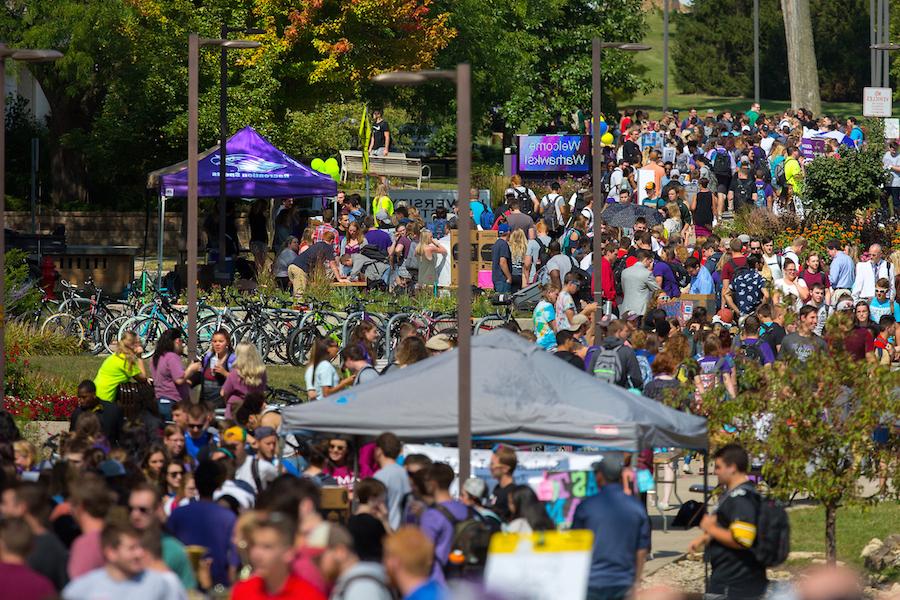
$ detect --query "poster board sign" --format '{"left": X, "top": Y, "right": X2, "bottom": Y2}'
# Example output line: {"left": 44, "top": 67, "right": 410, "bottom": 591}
{"left": 517, "top": 135, "right": 591, "bottom": 173}
{"left": 863, "top": 87, "right": 893, "bottom": 117}
{"left": 640, "top": 131, "right": 662, "bottom": 151}
{"left": 800, "top": 137, "right": 827, "bottom": 160}
{"left": 886, "top": 118, "right": 900, "bottom": 140}
{"left": 535, "top": 470, "right": 598, "bottom": 528}
{"left": 658, "top": 294, "right": 715, "bottom": 326}
{"left": 484, "top": 531, "right": 594, "bottom": 600}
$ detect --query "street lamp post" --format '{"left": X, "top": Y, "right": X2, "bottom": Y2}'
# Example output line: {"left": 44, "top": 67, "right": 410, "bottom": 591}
{"left": 372, "top": 66, "right": 472, "bottom": 482}
{"left": 216, "top": 24, "right": 265, "bottom": 284}
{"left": 187, "top": 34, "right": 260, "bottom": 359}
{"left": 592, "top": 40, "right": 650, "bottom": 343}
{"left": 754, "top": 0, "right": 760, "bottom": 104}
{"left": 0, "top": 44, "right": 62, "bottom": 396}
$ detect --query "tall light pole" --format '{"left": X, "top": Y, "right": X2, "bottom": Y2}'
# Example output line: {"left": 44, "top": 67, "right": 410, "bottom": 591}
{"left": 0, "top": 44, "right": 62, "bottom": 395}
{"left": 372, "top": 66, "right": 472, "bottom": 482}
{"left": 592, "top": 40, "right": 650, "bottom": 343}
{"left": 187, "top": 34, "right": 260, "bottom": 359}
{"left": 754, "top": 0, "right": 760, "bottom": 104}
{"left": 216, "top": 23, "right": 264, "bottom": 284}
{"left": 663, "top": 0, "right": 669, "bottom": 113}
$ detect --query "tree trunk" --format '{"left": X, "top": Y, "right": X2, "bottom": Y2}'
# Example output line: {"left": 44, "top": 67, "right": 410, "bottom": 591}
{"left": 781, "top": 0, "right": 821, "bottom": 115}
{"left": 824, "top": 502, "right": 837, "bottom": 565}
{"left": 46, "top": 104, "right": 91, "bottom": 207}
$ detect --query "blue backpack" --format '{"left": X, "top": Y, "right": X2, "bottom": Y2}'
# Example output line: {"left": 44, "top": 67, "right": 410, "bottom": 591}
{"left": 479, "top": 203, "right": 495, "bottom": 230}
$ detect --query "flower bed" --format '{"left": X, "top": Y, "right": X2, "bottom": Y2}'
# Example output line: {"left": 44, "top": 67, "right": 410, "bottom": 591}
{"left": 775, "top": 219, "right": 862, "bottom": 259}
{"left": 3, "top": 393, "right": 79, "bottom": 421}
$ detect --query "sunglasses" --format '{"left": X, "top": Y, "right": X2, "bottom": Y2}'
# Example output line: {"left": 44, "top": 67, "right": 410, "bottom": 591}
{"left": 129, "top": 505, "right": 152, "bottom": 514}
{"left": 876, "top": 289, "right": 888, "bottom": 294}
{"left": 329, "top": 444, "right": 348, "bottom": 451}
{"left": 167, "top": 470, "right": 184, "bottom": 477}
{"left": 187, "top": 423, "right": 205, "bottom": 430}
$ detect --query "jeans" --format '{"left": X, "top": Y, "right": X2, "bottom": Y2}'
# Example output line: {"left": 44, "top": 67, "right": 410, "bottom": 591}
{"left": 586, "top": 586, "right": 631, "bottom": 600}
{"left": 494, "top": 279, "right": 512, "bottom": 293}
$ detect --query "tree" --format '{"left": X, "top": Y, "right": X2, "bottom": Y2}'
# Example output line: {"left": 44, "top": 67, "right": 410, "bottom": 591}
{"left": 672, "top": 0, "right": 869, "bottom": 104}
{"left": 781, "top": 0, "right": 820, "bottom": 113}
{"left": 802, "top": 119, "right": 887, "bottom": 219}
{"left": 675, "top": 321, "right": 900, "bottom": 564}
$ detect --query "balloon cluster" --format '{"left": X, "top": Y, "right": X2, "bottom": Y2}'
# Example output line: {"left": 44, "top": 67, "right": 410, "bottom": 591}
{"left": 311, "top": 157, "right": 340, "bottom": 182}
{"left": 591, "top": 118, "right": 614, "bottom": 146}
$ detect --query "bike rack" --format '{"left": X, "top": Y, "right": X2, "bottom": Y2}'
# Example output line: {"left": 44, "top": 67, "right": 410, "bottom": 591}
{"left": 342, "top": 311, "right": 367, "bottom": 342}
{"left": 383, "top": 313, "right": 411, "bottom": 362}
{"left": 473, "top": 314, "right": 504, "bottom": 335}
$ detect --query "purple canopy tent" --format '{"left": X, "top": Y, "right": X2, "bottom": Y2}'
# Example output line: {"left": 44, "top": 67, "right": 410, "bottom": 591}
{"left": 145, "top": 127, "right": 337, "bottom": 285}
{"left": 147, "top": 126, "right": 337, "bottom": 198}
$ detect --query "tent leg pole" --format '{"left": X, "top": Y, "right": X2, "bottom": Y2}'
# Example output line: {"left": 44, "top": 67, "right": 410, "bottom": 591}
{"left": 158, "top": 194, "right": 166, "bottom": 290}
{"left": 703, "top": 449, "right": 709, "bottom": 593}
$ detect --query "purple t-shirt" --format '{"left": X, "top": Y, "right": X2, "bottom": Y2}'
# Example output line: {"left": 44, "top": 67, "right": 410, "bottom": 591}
{"left": 420, "top": 500, "right": 470, "bottom": 583}
{"left": 652, "top": 261, "right": 681, "bottom": 298}
{"left": 0, "top": 563, "right": 55, "bottom": 600}
{"left": 151, "top": 352, "right": 191, "bottom": 402}
{"left": 220, "top": 370, "right": 267, "bottom": 419}
{"left": 364, "top": 229, "right": 392, "bottom": 253}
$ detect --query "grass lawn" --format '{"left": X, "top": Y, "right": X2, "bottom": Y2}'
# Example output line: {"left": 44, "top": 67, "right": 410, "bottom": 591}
{"left": 29, "top": 355, "right": 306, "bottom": 393}
{"left": 624, "top": 10, "right": 899, "bottom": 119}
{"left": 788, "top": 503, "right": 900, "bottom": 572}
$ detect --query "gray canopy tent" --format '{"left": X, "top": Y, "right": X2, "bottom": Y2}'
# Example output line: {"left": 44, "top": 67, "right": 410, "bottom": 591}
{"left": 282, "top": 330, "right": 708, "bottom": 451}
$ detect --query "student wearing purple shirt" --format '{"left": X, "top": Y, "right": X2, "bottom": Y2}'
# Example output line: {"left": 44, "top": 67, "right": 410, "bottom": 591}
{"left": 652, "top": 259, "right": 681, "bottom": 298}
{"left": 418, "top": 463, "right": 470, "bottom": 583}
{"left": 150, "top": 329, "right": 200, "bottom": 421}
{"left": 364, "top": 216, "right": 393, "bottom": 253}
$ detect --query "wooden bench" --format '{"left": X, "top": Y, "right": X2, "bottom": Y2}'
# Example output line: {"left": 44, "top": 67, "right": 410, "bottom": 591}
{"left": 339, "top": 150, "right": 430, "bottom": 189}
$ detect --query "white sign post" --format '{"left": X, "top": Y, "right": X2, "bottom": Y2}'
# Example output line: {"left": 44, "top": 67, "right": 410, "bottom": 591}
{"left": 863, "top": 87, "right": 893, "bottom": 117}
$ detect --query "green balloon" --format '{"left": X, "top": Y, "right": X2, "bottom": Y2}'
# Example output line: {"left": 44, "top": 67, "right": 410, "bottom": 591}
{"left": 324, "top": 157, "right": 339, "bottom": 171}
{"left": 326, "top": 163, "right": 340, "bottom": 182}
{"left": 310, "top": 158, "right": 325, "bottom": 172}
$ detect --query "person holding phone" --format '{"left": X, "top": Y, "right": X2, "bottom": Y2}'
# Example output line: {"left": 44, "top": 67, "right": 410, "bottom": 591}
{"left": 151, "top": 328, "right": 201, "bottom": 421}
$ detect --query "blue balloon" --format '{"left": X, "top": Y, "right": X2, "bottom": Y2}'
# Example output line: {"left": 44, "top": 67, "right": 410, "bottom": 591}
{"left": 599, "top": 121, "right": 609, "bottom": 135}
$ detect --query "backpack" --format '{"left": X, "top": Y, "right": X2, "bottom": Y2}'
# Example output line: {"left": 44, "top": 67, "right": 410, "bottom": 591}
{"left": 668, "top": 261, "right": 690, "bottom": 289}
{"left": 542, "top": 194, "right": 561, "bottom": 233}
{"left": 535, "top": 238, "right": 550, "bottom": 269}
{"left": 747, "top": 487, "right": 791, "bottom": 568}
{"left": 567, "top": 256, "right": 592, "bottom": 302}
{"left": 613, "top": 256, "right": 628, "bottom": 296}
{"left": 435, "top": 505, "right": 499, "bottom": 575}
{"left": 753, "top": 153, "right": 771, "bottom": 183}
{"left": 428, "top": 218, "right": 448, "bottom": 239}
{"left": 360, "top": 244, "right": 389, "bottom": 264}
{"left": 733, "top": 178, "right": 754, "bottom": 209}
{"left": 713, "top": 151, "right": 732, "bottom": 179}
{"left": 514, "top": 187, "right": 534, "bottom": 217}
{"left": 567, "top": 192, "right": 589, "bottom": 227}
{"left": 588, "top": 344, "right": 624, "bottom": 385}
{"left": 635, "top": 352, "right": 653, "bottom": 386}
{"left": 774, "top": 158, "right": 794, "bottom": 187}
{"left": 479, "top": 203, "right": 495, "bottom": 230}
{"left": 332, "top": 573, "right": 397, "bottom": 600}
{"left": 561, "top": 228, "right": 583, "bottom": 257}
{"left": 736, "top": 338, "right": 766, "bottom": 366}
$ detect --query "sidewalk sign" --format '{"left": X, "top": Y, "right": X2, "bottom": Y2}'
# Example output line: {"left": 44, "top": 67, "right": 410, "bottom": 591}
{"left": 484, "top": 531, "right": 594, "bottom": 600}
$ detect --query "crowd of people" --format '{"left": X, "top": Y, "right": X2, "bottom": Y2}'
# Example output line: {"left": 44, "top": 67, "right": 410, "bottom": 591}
{"left": 1, "top": 103, "right": 898, "bottom": 600}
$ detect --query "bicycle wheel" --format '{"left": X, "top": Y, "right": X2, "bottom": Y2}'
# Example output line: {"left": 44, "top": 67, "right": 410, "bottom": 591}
{"left": 287, "top": 325, "right": 317, "bottom": 366}
{"left": 196, "top": 318, "right": 229, "bottom": 356}
{"left": 130, "top": 316, "right": 168, "bottom": 358}
{"left": 232, "top": 323, "right": 272, "bottom": 363}
{"left": 41, "top": 313, "right": 86, "bottom": 347}
{"left": 102, "top": 314, "right": 134, "bottom": 354}
{"left": 83, "top": 314, "right": 110, "bottom": 355}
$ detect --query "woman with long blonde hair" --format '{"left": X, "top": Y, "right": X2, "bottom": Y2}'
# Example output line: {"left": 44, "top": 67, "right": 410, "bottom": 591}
{"left": 415, "top": 229, "right": 447, "bottom": 290}
{"left": 93, "top": 330, "right": 148, "bottom": 402}
{"left": 508, "top": 229, "right": 528, "bottom": 292}
{"left": 372, "top": 182, "right": 394, "bottom": 224}
{"left": 220, "top": 342, "right": 268, "bottom": 419}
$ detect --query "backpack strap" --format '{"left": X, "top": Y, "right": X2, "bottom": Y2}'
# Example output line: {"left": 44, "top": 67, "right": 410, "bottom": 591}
{"left": 434, "top": 503, "right": 465, "bottom": 527}
{"left": 251, "top": 457, "right": 264, "bottom": 493}
{"left": 332, "top": 573, "right": 396, "bottom": 600}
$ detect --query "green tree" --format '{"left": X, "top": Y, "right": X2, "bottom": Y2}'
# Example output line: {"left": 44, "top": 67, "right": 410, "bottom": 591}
{"left": 679, "top": 324, "right": 900, "bottom": 563}
{"left": 803, "top": 119, "right": 887, "bottom": 219}
{"left": 673, "top": 0, "right": 869, "bottom": 103}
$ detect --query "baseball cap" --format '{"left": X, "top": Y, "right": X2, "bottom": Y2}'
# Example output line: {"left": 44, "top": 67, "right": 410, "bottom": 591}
{"left": 498, "top": 223, "right": 511, "bottom": 234}
{"left": 622, "top": 311, "right": 641, "bottom": 322}
{"left": 425, "top": 333, "right": 452, "bottom": 352}
{"left": 706, "top": 108, "right": 715, "bottom": 115}
{"left": 670, "top": 168, "right": 681, "bottom": 177}
{"left": 564, "top": 314, "right": 589, "bottom": 332}
{"left": 592, "top": 453, "right": 625, "bottom": 482}
{"left": 644, "top": 182, "right": 656, "bottom": 190}
{"left": 395, "top": 266, "right": 412, "bottom": 280}
{"left": 741, "top": 125, "right": 751, "bottom": 133}
{"left": 738, "top": 234, "right": 751, "bottom": 244}
{"left": 836, "top": 298, "right": 855, "bottom": 312}
{"left": 253, "top": 426, "right": 277, "bottom": 441}
{"left": 223, "top": 426, "right": 247, "bottom": 445}
{"left": 599, "top": 314, "right": 618, "bottom": 327}
{"left": 98, "top": 459, "right": 126, "bottom": 478}
{"left": 463, "top": 477, "right": 488, "bottom": 500}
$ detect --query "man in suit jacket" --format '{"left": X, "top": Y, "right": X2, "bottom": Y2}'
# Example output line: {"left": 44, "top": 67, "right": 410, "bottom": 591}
{"left": 852, "top": 244, "right": 895, "bottom": 302}
{"left": 620, "top": 249, "right": 661, "bottom": 318}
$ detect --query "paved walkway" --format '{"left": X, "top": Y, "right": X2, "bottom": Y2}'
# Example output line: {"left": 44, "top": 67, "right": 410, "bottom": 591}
{"left": 644, "top": 470, "right": 712, "bottom": 575}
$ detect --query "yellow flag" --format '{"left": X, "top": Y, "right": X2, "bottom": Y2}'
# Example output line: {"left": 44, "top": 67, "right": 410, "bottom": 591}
{"left": 359, "top": 105, "right": 371, "bottom": 175}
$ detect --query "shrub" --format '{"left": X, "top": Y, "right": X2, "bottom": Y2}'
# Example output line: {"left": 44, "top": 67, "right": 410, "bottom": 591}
{"left": 3, "top": 394, "right": 79, "bottom": 421}
{"left": 4, "top": 248, "right": 40, "bottom": 319}
{"left": 775, "top": 219, "right": 862, "bottom": 261}
{"left": 5, "top": 322, "right": 83, "bottom": 357}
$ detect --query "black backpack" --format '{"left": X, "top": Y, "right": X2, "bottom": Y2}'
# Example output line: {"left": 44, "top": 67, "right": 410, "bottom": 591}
{"left": 535, "top": 237, "right": 550, "bottom": 269}
{"left": 514, "top": 187, "right": 534, "bottom": 217}
{"left": 752, "top": 153, "right": 771, "bottom": 183}
{"left": 360, "top": 244, "right": 389, "bottom": 264}
{"left": 668, "top": 261, "right": 690, "bottom": 289}
{"left": 713, "top": 151, "right": 732, "bottom": 179}
{"left": 567, "top": 256, "right": 592, "bottom": 301}
{"left": 748, "top": 487, "right": 791, "bottom": 567}
{"left": 613, "top": 256, "right": 628, "bottom": 296}
{"left": 435, "top": 505, "right": 499, "bottom": 576}
{"left": 567, "top": 192, "right": 589, "bottom": 227}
